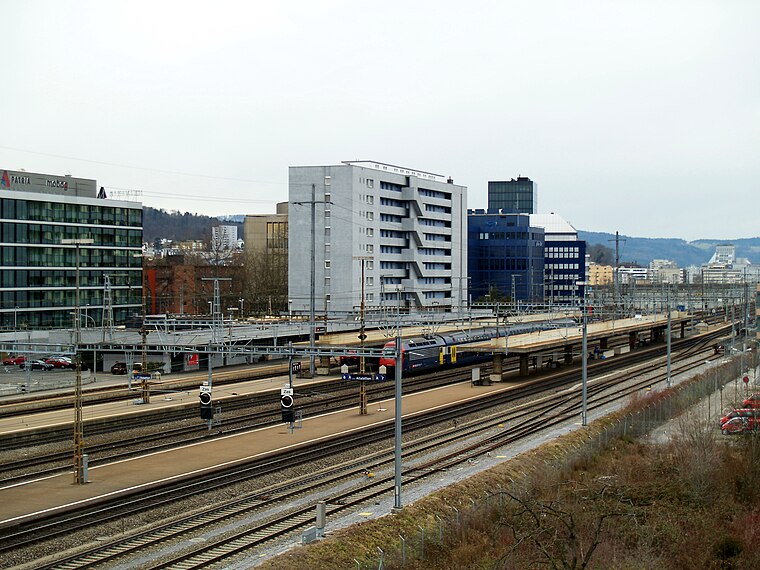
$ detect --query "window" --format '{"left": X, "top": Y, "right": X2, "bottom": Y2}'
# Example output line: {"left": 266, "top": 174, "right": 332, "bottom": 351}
{"left": 366, "top": 277, "right": 374, "bottom": 286}
{"left": 366, "top": 212, "right": 374, "bottom": 221}
{"left": 366, "top": 196, "right": 374, "bottom": 205}
{"left": 366, "top": 244, "right": 374, "bottom": 253}
{"left": 366, "top": 260, "right": 374, "bottom": 269}
{"left": 325, "top": 260, "right": 331, "bottom": 269}
{"left": 366, "top": 293, "right": 374, "bottom": 301}
{"left": 366, "top": 228, "right": 374, "bottom": 237}
{"left": 367, "top": 179, "right": 374, "bottom": 188}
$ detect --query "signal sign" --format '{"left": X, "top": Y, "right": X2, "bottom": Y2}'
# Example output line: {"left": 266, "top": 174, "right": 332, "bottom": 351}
{"left": 280, "top": 391, "right": 295, "bottom": 423}
{"left": 199, "top": 388, "right": 213, "bottom": 420}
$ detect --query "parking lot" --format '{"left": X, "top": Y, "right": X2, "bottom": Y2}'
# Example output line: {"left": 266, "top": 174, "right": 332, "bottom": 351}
{"left": 0, "top": 365, "right": 97, "bottom": 396}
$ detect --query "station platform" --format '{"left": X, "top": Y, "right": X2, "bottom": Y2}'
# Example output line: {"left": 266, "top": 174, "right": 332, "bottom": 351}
{"left": 0, "top": 378, "right": 509, "bottom": 527}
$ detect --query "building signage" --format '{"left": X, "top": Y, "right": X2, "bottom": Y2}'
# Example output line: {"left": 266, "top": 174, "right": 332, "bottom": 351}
{"left": 2, "top": 171, "right": 32, "bottom": 189}
{"left": 0, "top": 168, "right": 96, "bottom": 196}
{"left": 341, "top": 372, "right": 387, "bottom": 382}
{"left": 46, "top": 179, "right": 69, "bottom": 190}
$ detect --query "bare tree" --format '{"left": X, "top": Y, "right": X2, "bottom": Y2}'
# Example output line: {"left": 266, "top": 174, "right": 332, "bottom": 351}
{"left": 495, "top": 479, "right": 636, "bottom": 570}
{"left": 242, "top": 248, "right": 288, "bottom": 316}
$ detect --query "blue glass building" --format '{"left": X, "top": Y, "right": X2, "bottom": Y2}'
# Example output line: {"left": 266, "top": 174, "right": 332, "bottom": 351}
{"left": 467, "top": 209, "right": 545, "bottom": 302}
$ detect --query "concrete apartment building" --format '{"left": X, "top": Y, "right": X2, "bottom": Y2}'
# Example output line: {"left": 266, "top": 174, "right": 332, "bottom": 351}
{"left": 211, "top": 224, "right": 239, "bottom": 251}
{"left": 288, "top": 161, "right": 467, "bottom": 316}
{"left": 0, "top": 168, "right": 143, "bottom": 329}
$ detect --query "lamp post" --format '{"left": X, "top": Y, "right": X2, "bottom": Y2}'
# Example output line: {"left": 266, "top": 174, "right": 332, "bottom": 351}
{"left": 62, "top": 237, "right": 94, "bottom": 485}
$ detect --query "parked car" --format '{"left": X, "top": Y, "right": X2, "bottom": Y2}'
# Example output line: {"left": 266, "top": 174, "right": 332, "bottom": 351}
{"left": 44, "top": 356, "right": 76, "bottom": 369}
{"left": 111, "top": 362, "right": 142, "bottom": 375}
{"left": 2, "top": 355, "right": 26, "bottom": 365}
{"left": 721, "top": 415, "right": 760, "bottom": 435}
{"left": 720, "top": 408, "right": 760, "bottom": 426}
{"left": 742, "top": 393, "right": 760, "bottom": 409}
{"left": 21, "top": 359, "right": 53, "bottom": 371}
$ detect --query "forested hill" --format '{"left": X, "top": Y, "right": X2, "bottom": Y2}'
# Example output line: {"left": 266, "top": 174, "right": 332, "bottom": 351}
{"left": 142, "top": 207, "right": 244, "bottom": 243}
{"left": 579, "top": 231, "right": 760, "bottom": 267}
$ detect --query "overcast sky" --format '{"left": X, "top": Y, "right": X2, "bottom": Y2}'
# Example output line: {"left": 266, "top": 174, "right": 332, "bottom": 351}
{"left": 1, "top": 0, "right": 757, "bottom": 241}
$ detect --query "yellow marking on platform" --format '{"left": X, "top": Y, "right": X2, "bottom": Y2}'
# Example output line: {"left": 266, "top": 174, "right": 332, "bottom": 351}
{"left": 359, "top": 511, "right": 374, "bottom": 517}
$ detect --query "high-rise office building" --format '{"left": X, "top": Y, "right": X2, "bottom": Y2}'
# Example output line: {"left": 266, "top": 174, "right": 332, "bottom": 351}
{"left": 487, "top": 177, "right": 538, "bottom": 214}
{"left": 0, "top": 168, "right": 143, "bottom": 329}
{"left": 467, "top": 210, "right": 545, "bottom": 303}
{"left": 288, "top": 161, "right": 467, "bottom": 315}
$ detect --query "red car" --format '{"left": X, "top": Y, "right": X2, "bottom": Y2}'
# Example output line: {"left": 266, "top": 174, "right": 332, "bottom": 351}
{"left": 742, "top": 393, "right": 760, "bottom": 409}
{"left": 44, "top": 356, "right": 76, "bottom": 369}
{"left": 721, "top": 415, "right": 760, "bottom": 435}
{"left": 2, "top": 355, "right": 25, "bottom": 365}
{"left": 720, "top": 409, "right": 760, "bottom": 434}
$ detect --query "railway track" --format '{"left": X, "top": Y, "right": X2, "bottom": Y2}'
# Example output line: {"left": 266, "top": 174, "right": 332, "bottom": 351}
{"left": 19, "top": 338, "right": 725, "bottom": 569}
{"left": 0, "top": 368, "right": 487, "bottom": 483}
{"left": 0, "top": 325, "right": 728, "bottom": 483}
{"left": 0, "top": 329, "right": 730, "bottom": 563}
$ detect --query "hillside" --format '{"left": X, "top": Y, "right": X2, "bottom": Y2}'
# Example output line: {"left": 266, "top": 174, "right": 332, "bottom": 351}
{"left": 142, "top": 207, "right": 244, "bottom": 243}
{"left": 579, "top": 231, "right": 760, "bottom": 267}
{"left": 141, "top": 207, "right": 759, "bottom": 267}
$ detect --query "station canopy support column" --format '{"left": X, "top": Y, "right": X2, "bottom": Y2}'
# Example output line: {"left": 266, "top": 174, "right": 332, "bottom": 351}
{"left": 519, "top": 354, "right": 529, "bottom": 376}
{"left": 490, "top": 353, "right": 504, "bottom": 383}
{"left": 317, "top": 355, "right": 332, "bottom": 375}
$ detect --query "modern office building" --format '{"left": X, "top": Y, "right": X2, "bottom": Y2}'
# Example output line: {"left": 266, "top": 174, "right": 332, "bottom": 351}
{"left": 530, "top": 213, "right": 586, "bottom": 305}
{"left": 467, "top": 210, "right": 545, "bottom": 303}
{"left": 288, "top": 161, "right": 467, "bottom": 315}
{"left": 1, "top": 168, "right": 143, "bottom": 329}
{"left": 243, "top": 202, "right": 288, "bottom": 255}
{"left": 487, "top": 177, "right": 538, "bottom": 214}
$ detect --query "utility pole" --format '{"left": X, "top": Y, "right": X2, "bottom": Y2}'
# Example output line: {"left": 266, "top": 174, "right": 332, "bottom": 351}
{"left": 578, "top": 280, "right": 588, "bottom": 426}
{"left": 293, "top": 179, "right": 332, "bottom": 377}
{"left": 354, "top": 256, "right": 373, "bottom": 415}
{"left": 666, "top": 285, "right": 672, "bottom": 388}
{"left": 140, "top": 322, "right": 150, "bottom": 404}
{"left": 609, "top": 231, "right": 625, "bottom": 318}
{"left": 394, "top": 288, "right": 403, "bottom": 510}
{"left": 63, "top": 237, "right": 94, "bottom": 485}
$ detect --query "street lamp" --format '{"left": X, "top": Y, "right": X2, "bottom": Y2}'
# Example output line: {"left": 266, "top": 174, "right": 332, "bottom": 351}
{"left": 62, "top": 237, "right": 94, "bottom": 485}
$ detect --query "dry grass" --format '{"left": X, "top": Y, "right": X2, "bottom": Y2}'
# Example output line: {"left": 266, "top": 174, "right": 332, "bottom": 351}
{"left": 259, "top": 368, "right": 760, "bottom": 569}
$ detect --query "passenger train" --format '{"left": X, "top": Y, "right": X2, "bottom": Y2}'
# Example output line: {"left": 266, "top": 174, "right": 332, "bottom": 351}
{"left": 377, "top": 319, "right": 576, "bottom": 376}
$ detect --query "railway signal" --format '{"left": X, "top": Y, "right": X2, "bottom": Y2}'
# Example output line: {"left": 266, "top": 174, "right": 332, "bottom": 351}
{"left": 280, "top": 387, "right": 295, "bottom": 423}
{"left": 199, "top": 385, "right": 213, "bottom": 420}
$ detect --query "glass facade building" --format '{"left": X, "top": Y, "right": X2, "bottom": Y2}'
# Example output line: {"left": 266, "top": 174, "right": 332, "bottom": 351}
{"left": 487, "top": 177, "right": 538, "bottom": 214}
{"left": 467, "top": 209, "right": 545, "bottom": 302}
{"left": 1, "top": 169, "right": 143, "bottom": 329}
